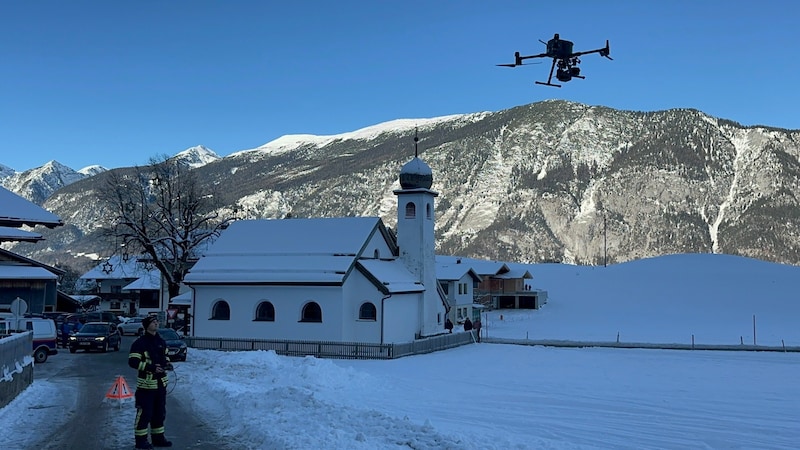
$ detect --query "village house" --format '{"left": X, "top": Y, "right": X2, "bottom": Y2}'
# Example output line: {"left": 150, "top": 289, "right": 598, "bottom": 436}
{"left": 77, "top": 255, "right": 164, "bottom": 317}
{"left": 0, "top": 186, "right": 65, "bottom": 315}
{"left": 435, "top": 259, "right": 482, "bottom": 324}
{"left": 184, "top": 151, "right": 449, "bottom": 344}
{"left": 436, "top": 255, "right": 545, "bottom": 309}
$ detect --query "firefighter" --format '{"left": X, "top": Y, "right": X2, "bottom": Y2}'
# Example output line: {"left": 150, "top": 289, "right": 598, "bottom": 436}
{"left": 128, "top": 315, "right": 173, "bottom": 449}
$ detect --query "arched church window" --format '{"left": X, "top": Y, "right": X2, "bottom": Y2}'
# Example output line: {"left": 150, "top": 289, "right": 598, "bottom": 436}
{"left": 405, "top": 202, "right": 416, "bottom": 219}
{"left": 211, "top": 299, "right": 230, "bottom": 320}
{"left": 359, "top": 302, "right": 377, "bottom": 321}
{"left": 426, "top": 203, "right": 432, "bottom": 220}
{"left": 300, "top": 301, "right": 323, "bottom": 323}
{"left": 255, "top": 301, "right": 275, "bottom": 321}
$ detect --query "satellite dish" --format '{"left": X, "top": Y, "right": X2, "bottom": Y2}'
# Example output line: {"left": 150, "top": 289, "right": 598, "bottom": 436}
{"left": 10, "top": 297, "right": 28, "bottom": 317}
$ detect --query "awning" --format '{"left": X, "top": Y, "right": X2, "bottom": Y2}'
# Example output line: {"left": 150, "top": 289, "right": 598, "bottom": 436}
{"left": 169, "top": 291, "right": 192, "bottom": 306}
{"left": 0, "top": 265, "right": 58, "bottom": 280}
{"left": 70, "top": 295, "right": 101, "bottom": 307}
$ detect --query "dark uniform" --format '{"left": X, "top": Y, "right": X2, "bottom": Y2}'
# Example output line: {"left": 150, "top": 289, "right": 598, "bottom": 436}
{"left": 128, "top": 318, "right": 173, "bottom": 449}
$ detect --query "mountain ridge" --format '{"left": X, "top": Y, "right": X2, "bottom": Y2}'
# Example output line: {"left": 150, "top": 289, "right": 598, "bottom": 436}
{"left": 4, "top": 100, "right": 800, "bottom": 271}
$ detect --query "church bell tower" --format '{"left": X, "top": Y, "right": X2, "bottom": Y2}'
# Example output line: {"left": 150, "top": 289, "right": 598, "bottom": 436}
{"left": 393, "top": 131, "right": 442, "bottom": 337}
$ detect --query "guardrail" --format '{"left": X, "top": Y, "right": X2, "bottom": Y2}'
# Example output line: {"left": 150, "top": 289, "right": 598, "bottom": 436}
{"left": 0, "top": 332, "right": 34, "bottom": 409}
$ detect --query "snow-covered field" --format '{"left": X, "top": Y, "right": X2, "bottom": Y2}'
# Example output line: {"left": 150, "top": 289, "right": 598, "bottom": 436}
{"left": 2, "top": 253, "right": 799, "bottom": 449}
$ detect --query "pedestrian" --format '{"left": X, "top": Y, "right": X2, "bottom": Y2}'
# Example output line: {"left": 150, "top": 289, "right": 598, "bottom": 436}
{"left": 445, "top": 318, "right": 454, "bottom": 333}
{"left": 464, "top": 317, "right": 473, "bottom": 331}
{"left": 128, "top": 315, "right": 173, "bottom": 449}
{"left": 474, "top": 318, "right": 482, "bottom": 343}
{"left": 59, "top": 321, "right": 71, "bottom": 348}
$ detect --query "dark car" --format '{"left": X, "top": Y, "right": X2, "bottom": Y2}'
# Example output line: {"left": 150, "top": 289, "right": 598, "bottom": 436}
{"left": 65, "top": 311, "right": 123, "bottom": 325}
{"left": 68, "top": 321, "right": 122, "bottom": 353}
{"left": 158, "top": 328, "right": 188, "bottom": 361}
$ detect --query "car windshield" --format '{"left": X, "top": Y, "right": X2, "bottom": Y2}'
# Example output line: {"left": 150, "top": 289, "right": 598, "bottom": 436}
{"left": 81, "top": 324, "right": 108, "bottom": 334}
{"left": 158, "top": 329, "right": 180, "bottom": 340}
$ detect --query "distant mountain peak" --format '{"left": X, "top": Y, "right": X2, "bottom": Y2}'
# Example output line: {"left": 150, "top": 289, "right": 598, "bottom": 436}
{"left": 1, "top": 159, "right": 86, "bottom": 205}
{"left": 173, "top": 145, "right": 221, "bottom": 168}
{"left": 78, "top": 165, "right": 107, "bottom": 176}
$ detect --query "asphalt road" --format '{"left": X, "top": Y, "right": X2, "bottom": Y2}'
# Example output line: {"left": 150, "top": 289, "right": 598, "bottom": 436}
{"left": 31, "top": 334, "right": 239, "bottom": 450}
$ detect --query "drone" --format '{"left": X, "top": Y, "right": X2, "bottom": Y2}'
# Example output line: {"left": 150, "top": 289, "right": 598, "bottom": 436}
{"left": 497, "top": 33, "right": 612, "bottom": 87}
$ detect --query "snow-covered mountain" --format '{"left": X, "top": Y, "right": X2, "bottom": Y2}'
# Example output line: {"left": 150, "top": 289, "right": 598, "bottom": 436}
{"left": 7, "top": 100, "right": 800, "bottom": 270}
{"left": 1, "top": 146, "right": 220, "bottom": 204}
{"left": 78, "top": 165, "right": 107, "bottom": 177}
{"left": 172, "top": 145, "right": 221, "bottom": 168}
{"left": 0, "top": 163, "right": 15, "bottom": 182}
{"left": 0, "top": 161, "right": 93, "bottom": 205}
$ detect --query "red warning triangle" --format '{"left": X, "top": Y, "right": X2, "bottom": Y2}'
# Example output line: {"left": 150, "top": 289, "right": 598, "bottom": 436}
{"left": 105, "top": 375, "right": 134, "bottom": 400}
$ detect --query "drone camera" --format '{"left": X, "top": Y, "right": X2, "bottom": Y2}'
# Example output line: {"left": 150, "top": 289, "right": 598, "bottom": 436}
{"left": 570, "top": 67, "right": 581, "bottom": 77}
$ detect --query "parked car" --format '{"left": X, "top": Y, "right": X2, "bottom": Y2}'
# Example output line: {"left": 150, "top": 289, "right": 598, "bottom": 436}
{"left": 1, "top": 317, "right": 59, "bottom": 363}
{"left": 68, "top": 321, "right": 122, "bottom": 353}
{"left": 65, "top": 311, "right": 123, "bottom": 325}
{"left": 118, "top": 316, "right": 148, "bottom": 336}
{"left": 158, "top": 328, "right": 188, "bottom": 361}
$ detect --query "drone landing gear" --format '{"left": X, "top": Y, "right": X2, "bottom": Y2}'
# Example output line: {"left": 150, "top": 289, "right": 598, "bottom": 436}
{"left": 535, "top": 81, "right": 561, "bottom": 88}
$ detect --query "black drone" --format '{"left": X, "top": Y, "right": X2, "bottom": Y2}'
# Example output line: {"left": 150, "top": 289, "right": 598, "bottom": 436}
{"left": 497, "top": 33, "right": 612, "bottom": 87}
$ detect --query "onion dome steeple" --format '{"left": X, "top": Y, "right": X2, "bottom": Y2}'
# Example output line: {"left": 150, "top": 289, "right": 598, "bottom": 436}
{"left": 399, "top": 129, "right": 433, "bottom": 190}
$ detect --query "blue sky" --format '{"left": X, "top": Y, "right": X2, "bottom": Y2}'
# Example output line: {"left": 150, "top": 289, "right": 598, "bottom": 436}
{"left": 2, "top": 1, "right": 798, "bottom": 171}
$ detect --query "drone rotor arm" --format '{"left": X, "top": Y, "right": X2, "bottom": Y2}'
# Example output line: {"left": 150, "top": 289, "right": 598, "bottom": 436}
{"left": 572, "top": 41, "right": 612, "bottom": 59}
{"left": 517, "top": 52, "right": 548, "bottom": 62}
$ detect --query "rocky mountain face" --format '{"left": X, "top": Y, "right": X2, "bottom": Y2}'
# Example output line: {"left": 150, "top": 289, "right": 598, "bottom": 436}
{"left": 0, "top": 161, "right": 97, "bottom": 205}
{"left": 5, "top": 100, "right": 800, "bottom": 271}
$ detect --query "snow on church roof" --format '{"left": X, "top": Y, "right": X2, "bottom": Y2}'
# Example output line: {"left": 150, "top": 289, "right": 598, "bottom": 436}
{"left": 357, "top": 259, "right": 424, "bottom": 294}
{"left": 185, "top": 217, "right": 385, "bottom": 284}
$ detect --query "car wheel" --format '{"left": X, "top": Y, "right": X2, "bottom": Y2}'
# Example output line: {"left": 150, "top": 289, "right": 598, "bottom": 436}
{"left": 69, "top": 347, "right": 76, "bottom": 354}
{"left": 33, "top": 348, "right": 48, "bottom": 364}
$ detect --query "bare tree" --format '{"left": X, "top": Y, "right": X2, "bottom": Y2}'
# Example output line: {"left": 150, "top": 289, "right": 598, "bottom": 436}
{"left": 100, "top": 156, "right": 235, "bottom": 299}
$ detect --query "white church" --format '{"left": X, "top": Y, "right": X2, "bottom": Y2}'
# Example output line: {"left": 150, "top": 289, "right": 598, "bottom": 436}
{"left": 184, "top": 144, "right": 449, "bottom": 344}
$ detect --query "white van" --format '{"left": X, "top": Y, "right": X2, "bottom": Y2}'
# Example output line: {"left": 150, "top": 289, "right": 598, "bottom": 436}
{"left": 1, "top": 317, "right": 59, "bottom": 363}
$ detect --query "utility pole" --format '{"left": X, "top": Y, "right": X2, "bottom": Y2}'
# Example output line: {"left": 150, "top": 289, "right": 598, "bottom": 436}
{"left": 603, "top": 213, "right": 607, "bottom": 267}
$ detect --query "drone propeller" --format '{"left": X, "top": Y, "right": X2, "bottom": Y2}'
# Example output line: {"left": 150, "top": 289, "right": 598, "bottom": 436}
{"left": 496, "top": 62, "right": 543, "bottom": 67}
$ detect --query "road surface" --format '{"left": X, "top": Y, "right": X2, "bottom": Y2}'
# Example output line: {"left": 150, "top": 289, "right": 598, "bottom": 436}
{"left": 29, "top": 334, "right": 241, "bottom": 449}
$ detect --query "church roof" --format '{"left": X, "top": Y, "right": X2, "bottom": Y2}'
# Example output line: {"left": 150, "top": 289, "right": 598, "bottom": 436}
{"left": 184, "top": 217, "right": 390, "bottom": 285}
{"left": 357, "top": 259, "right": 425, "bottom": 294}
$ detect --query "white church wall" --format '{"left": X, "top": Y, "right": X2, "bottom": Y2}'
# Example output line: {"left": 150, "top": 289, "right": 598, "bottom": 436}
{"left": 381, "top": 293, "right": 420, "bottom": 344}
{"left": 342, "top": 271, "right": 384, "bottom": 343}
{"left": 192, "top": 285, "right": 345, "bottom": 340}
